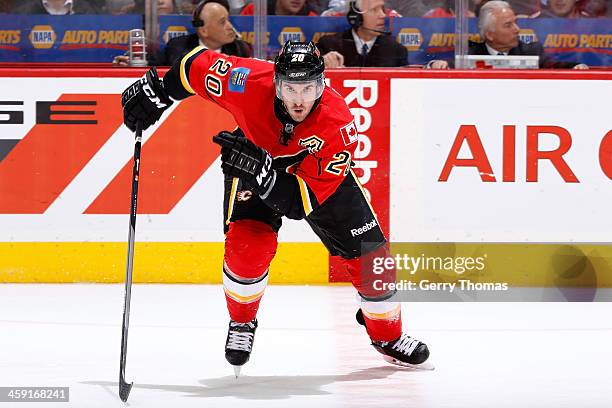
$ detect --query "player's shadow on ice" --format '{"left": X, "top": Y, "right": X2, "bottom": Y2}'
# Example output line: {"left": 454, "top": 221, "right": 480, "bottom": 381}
{"left": 84, "top": 365, "right": 420, "bottom": 400}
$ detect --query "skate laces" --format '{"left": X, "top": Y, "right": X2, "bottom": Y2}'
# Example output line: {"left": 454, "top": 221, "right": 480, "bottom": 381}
{"left": 227, "top": 321, "right": 255, "bottom": 352}
{"left": 391, "top": 333, "right": 420, "bottom": 356}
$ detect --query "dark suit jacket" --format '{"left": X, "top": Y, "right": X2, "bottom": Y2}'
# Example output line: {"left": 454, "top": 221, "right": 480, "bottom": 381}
{"left": 316, "top": 29, "right": 408, "bottom": 67}
{"left": 468, "top": 40, "right": 579, "bottom": 69}
{"left": 150, "top": 33, "right": 252, "bottom": 66}
{"left": 14, "top": 0, "right": 100, "bottom": 14}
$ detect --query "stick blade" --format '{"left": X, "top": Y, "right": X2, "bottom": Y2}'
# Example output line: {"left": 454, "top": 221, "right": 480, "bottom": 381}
{"left": 119, "top": 380, "right": 133, "bottom": 402}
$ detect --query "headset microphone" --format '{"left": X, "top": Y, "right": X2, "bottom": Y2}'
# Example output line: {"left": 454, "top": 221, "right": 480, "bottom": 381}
{"left": 361, "top": 26, "right": 391, "bottom": 35}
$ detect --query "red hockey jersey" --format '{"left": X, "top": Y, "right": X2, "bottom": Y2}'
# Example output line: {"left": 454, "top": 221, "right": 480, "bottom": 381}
{"left": 177, "top": 46, "right": 357, "bottom": 206}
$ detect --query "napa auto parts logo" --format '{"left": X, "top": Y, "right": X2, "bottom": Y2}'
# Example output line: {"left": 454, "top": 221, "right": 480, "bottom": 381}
{"left": 28, "top": 25, "right": 130, "bottom": 50}
{"left": 29, "top": 25, "right": 56, "bottom": 49}
{"left": 278, "top": 27, "right": 304, "bottom": 45}
{"left": 519, "top": 29, "right": 538, "bottom": 44}
{"left": 163, "top": 25, "right": 188, "bottom": 43}
{"left": 397, "top": 28, "right": 422, "bottom": 51}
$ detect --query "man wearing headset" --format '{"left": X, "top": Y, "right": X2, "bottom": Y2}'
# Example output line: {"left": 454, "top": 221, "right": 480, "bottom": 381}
{"left": 157, "top": 0, "right": 251, "bottom": 65}
{"left": 113, "top": 0, "right": 250, "bottom": 66}
{"left": 316, "top": 0, "right": 407, "bottom": 67}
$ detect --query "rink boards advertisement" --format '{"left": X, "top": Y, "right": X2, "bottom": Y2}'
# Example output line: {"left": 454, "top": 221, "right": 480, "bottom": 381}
{"left": 388, "top": 73, "right": 612, "bottom": 292}
{"left": 0, "top": 15, "right": 609, "bottom": 66}
{"left": 0, "top": 69, "right": 611, "bottom": 285}
{"left": 0, "top": 15, "right": 140, "bottom": 62}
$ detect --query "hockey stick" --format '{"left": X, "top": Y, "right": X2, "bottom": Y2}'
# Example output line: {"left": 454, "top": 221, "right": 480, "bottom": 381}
{"left": 119, "top": 122, "right": 142, "bottom": 402}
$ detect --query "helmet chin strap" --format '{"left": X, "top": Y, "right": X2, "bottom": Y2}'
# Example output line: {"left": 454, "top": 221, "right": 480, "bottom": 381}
{"left": 273, "top": 96, "right": 322, "bottom": 146}
{"left": 274, "top": 97, "right": 297, "bottom": 146}
{"left": 281, "top": 100, "right": 293, "bottom": 118}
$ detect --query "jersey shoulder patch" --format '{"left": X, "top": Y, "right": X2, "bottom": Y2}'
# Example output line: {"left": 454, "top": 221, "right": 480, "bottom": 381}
{"left": 339, "top": 121, "right": 358, "bottom": 146}
{"left": 228, "top": 67, "right": 251, "bottom": 93}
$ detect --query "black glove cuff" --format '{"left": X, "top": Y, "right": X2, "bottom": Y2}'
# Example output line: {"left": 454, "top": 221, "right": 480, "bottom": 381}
{"left": 144, "top": 67, "right": 173, "bottom": 107}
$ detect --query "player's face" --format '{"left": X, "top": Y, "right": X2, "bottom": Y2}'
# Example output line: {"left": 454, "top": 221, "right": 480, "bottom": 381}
{"left": 486, "top": 8, "right": 519, "bottom": 51}
{"left": 279, "top": 81, "right": 318, "bottom": 122}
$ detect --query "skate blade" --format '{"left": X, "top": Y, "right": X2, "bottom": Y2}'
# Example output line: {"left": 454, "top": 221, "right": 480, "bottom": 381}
{"left": 233, "top": 365, "right": 242, "bottom": 378}
{"left": 382, "top": 355, "right": 435, "bottom": 371}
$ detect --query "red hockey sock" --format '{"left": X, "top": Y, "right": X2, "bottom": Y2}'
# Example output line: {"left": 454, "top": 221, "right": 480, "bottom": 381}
{"left": 360, "top": 302, "right": 402, "bottom": 342}
{"left": 341, "top": 245, "right": 402, "bottom": 342}
{"left": 223, "top": 219, "right": 277, "bottom": 323}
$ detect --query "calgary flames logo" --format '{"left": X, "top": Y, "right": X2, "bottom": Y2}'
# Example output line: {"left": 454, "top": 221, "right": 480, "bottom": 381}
{"left": 236, "top": 190, "right": 253, "bottom": 202}
{"left": 298, "top": 135, "right": 324, "bottom": 154}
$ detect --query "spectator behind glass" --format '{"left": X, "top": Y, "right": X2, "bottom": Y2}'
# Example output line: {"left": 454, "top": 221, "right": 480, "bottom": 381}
{"left": 176, "top": 0, "right": 197, "bottom": 13}
{"left": 106, "top": 0, "right": 131, "bottom": 14}
{"left": 0, "top": 1, "right": 14, "bottom": 13}
{"left": 308, "top": 0, "right": 330, "bottom": 14}
{"left": 507, "top": 0, "right": 540, "bottom": 16}
{"left": 322, "top": 0, "right": 399, "bottom": 15}
{"left": 418, "top": 0, "right": 540, "bottom": 18}
{"left": 240, "top": 0, "right": 318, "bottom": 15}
{"left": 538, "top": 0, "right": 582, "bottom": 17}
{"left": 175, "top": 0, "right": 228, "bottom": 14}
{"left": 423, "top": 0, "right": 476, "bottom": 17}
{"left": 113, "top": 0, "right": 251, "bottom": 66}
{"left": 316, "top": 0, "right": 407, "bottom": 67}
{"left": 579, "top": 0, "right": 609, "bottom": 17}
{"left": 108, "top": 0, "right": 176, "bottom": 14}
{"left": 476, "top": 0, "right": 541, "bottom": 18}
{"left": 215, "top": 0, "right": 249, "bottom": 14}
{"left": 13, "top": 0, "right": 103, "bottom": 14}
{"left": 384, "top": 0, "right": 440, "bottom": 17}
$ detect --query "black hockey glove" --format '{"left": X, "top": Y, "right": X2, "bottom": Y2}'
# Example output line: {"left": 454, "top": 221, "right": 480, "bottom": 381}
{"left": 212, "top": 131, "right": 275, "bottom": 196}
{"left": 121, "top": 67, "right": 173, "bottom": 132}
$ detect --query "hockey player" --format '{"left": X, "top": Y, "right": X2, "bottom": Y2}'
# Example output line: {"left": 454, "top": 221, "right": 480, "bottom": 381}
{"left": 121, "top": 41, "right": 430, "bottom": 373}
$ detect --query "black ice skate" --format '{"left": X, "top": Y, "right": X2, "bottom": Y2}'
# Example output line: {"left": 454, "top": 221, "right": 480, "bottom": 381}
{"left": 225, "top": 319, "right": 257, "bottom": 377}
{"left": 356, "top": 309, "right": 434, "bottom": 370}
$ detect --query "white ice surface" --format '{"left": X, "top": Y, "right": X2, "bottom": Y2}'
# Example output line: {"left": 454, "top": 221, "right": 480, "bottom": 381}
{"left": 0, "top": 284, "right": 611, "bottom": 408}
